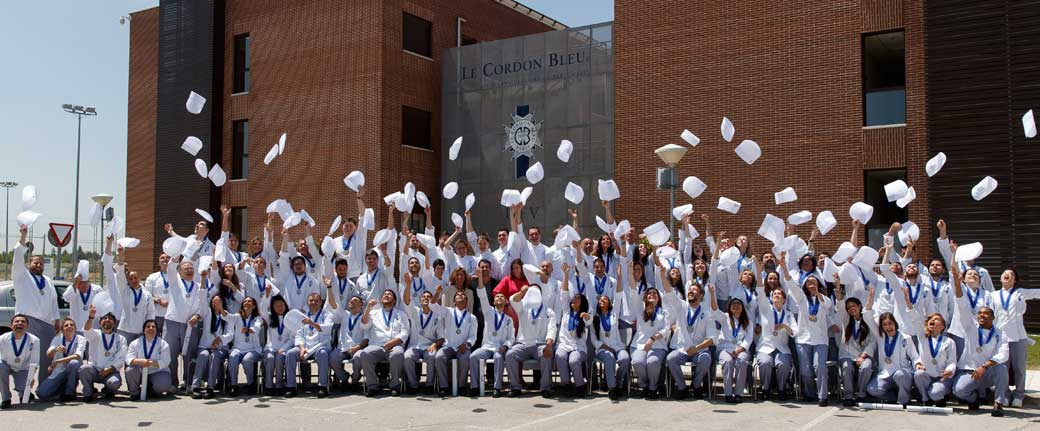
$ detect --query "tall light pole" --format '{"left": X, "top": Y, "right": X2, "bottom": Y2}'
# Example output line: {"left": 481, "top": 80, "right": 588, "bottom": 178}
{"left": 63, "top": 104, "right": 97, "bottom": 267}
{"left": 655, "top": 144, "right": 688, "bottom": 242}
{"left": 91, "top": 194, "right": 113, "bottom": 285}
{"left": 1, "top": 181, "right": 17, "bottom": 259}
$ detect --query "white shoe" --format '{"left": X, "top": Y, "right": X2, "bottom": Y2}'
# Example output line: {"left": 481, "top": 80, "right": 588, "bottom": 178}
{"left": 1011, "top": 396, "right": 1023, "bottom": 408}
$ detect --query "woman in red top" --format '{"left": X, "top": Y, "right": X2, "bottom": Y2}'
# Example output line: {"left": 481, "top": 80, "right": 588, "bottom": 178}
{"left": 493, "top": 258, "right": 528, "bottom": 333}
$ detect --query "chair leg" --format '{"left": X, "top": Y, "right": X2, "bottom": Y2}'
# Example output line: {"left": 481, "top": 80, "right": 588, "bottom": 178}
{"left": 452, "top": 359, "right": 458, "bottom": 397}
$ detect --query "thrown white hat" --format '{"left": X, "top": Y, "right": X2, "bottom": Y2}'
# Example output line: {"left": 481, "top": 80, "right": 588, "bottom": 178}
{"left": 415, "top": 191, "right": 430, "bottom": 208}
{"left": 833, "top": 241, "right": 858, "bottom": 263}
{"left": 465, "top": 193, "right": 475, "bottom": 211}
{"left": 526, "top": 162, "right": 544, "bottom": 185}
{"left": 194, "top": 159, "right": 208, "bottom": 178}
{"left": 75, "top": 260, "right": 90, "bottom": 281}
{"left": 451, "top": 213, "right": 464, "bottom": 228}
{"left": 277, "top": 133, "right": 287, "bottom": 155}
{"left": 849, "top": 202, "right": 874, "bottom": 224}
{"left": 643, "top": 221, "right": 670, "bottom": 246}
{"left": 896, "top": 186, "right": 916, "bottom": 208}
{"left": 555, "top": 225, "right": 580, "bottom": 247}
{"left": 788, "top": 210, "right": 812, "bottom": 226}
{"left": 719, "top": 247, "right": 741, "bottom": 266}
{"left": 655, "top": 246, "right": 678, "bottom": 259}
{"left": 774, "top": 187, "right": 797, "bottom": 205}
{"left": 208, "top": 164, "right": 227, "bottom": 187}
{"left": 362, "top": 208, "right": 375, "bottom": 231}
{"left": 672, "top": 204, "right": 693, "bottom": 221}
{"left": 449, "top": 136, "right": 463, "bottom": 161}
{"left": 884, "top": 180, "right": 909, "bottom": 202}
{"left": 162, "top": 236, "right": 187, "bottom": 256}
{"left": 16, "top": 210, "right": 41, "bottom": 228}
{"left": 926, "top": 152, "right": 946, "bottom": 177}
{"left": 681, "top": 129, "right": 700, "bottom": 147}
{"left": 734, "top": 140, "right": 761, "bottom": 165}
{"left": 117, "top": 237, "right": 140, "bottom": 248}
{"left": 372, "top": 229, "right": 393, "bottom": 248}
{"left": 721, "top": 117, "right": 735, "bottom": 142}
{"left": 598, "top": 179, "right": 620, "bottom": 202}
{"left": 442, "top": 182, "right": 458, "bottom": 199}
{"left": 182, "top": 136, "right": 203, "bottom": 156}
{"left": 565, "top": 182, "right": 584, "bottom": 205}
{"left": 595, "top": 215, "right": 612, "bottom": 234}
{"left": 520, "top": 187, "right": 534, "bottom": 205}
{"left": 852, "top": 246, "right": 880, "bottom": 273}
{"left": 500, "top": 189, "right": 521, "bottom": 207}
{"left": 21, "top": 185, "right": 36, "bottom": 211}
{"left": 557, "top": 139, "right": 574, "bottom": 163}
{"left": 343, "top": 171, "right": 365, "bottom": 192}
{"left": 298, "top": 209, "right": 316, "bottom": 227}
{"left": 613, "top": 220, "right": 631, "bottom": 241}
{"left": 897, "top": 221, "right": 920, "bottom": 246}
{"left": 195, "top": 208, "right": 213, "bottom": 223}
{"left": 1024, "top": 109, "right": 1037, "bottom": 138}
{"left": 757, "top": 214, "right": 785, "bottom": 245}
{"left": 816, "top": 210, "right": 837, "bottom": 236}
{"left": 971, "top": 176, "right": 998, "bottom": 201}
{"left": 328, "top": 215, "right": 342, "bottom": 236}
{"left": 264, "top": 144, "right": 279, "bottom": 165}
{"left": 186, "top": 91, "right": 206, "bottom": 114}
{"left": 717, "top": 197, "right": 741, "bottom": 214}
{"left": 955, "top": 242, "right": 983, "bottom": 262}
{"left": 682, "top": 176, "right": 706, "bottom": 199}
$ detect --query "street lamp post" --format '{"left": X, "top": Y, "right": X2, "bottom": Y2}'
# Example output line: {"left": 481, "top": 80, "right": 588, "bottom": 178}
{"left": 62, "top": 104, "right": 98, "bottom": 268}
{"left": 1, "top": 181, "right": 17, "bottom": 260}
{"left": 91, "top": 194, "right": 113, "bottom": 285}
{"left": 655, "top": 144, "right": 688, "bottom": 242}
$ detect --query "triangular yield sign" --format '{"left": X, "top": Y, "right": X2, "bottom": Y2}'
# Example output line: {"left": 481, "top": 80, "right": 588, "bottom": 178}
{"left": 49, "top": 223, "right": 74, "bottom": 247}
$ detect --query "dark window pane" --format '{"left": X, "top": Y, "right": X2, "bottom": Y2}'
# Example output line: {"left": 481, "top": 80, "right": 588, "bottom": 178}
{"left": 232, "top": 120, "right": 249, "bottom": 179}
{"left": 863, "top": 31, "right": 905, "bottom": 126}
{"left": 403, "top": 13, "right": 432, "bottom": 57}
{"left": 402, "top": 106, "right": 432, "bottom": 149}
{"left": 864, "top": 169, "right": 908, "bottom": 248}
{"left": 230, "top": 207, "right": 247, "bottom": 250}
{"left": 461, "top": 34, "right": 478, "bottom": 46}
{"left": 234, "top": 34, "right": 251, "bottom": 93}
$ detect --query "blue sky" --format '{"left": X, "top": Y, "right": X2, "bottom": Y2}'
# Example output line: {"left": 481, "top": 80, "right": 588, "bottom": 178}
{"left": 0, "top": 0, "right": 612, "bottom": 252}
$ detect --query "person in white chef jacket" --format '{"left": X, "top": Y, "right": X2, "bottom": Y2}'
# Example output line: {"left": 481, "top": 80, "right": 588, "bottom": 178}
{"left": 80, "top": 307, "right": 127, "bottom": 402}
{"left": 125, "top": 319, "right": 173, "bottom": 399}
{"left": 952, "top": 270, "right": 1011, "bottom": 417}
{"left": 0, "top": 314, "right": 41, "bottom": 409}
{"left": 987, "top": 268, "right": 1039, "bottom": 407}
{"left": 36, "top": 318, "right": 84, "bottom": 401}
{"left": 144, "top": 252, "right": 173, "bottom": 335}
{"left": 469, "top": 276, "right": 515, "bottom": 397}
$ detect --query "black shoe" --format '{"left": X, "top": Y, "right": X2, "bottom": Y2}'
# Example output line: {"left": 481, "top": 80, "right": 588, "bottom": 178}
{"left": 59, "top": 394, "right": 76, "bottom": 402}
{"left": 509, "top": 389, "right": 521, "bottom": 398}
{"left": 406, "top": 386, "right": 419, "bottom": 396}
{"left": 725, "top": 395, "right": 736, "bottom": 404}
{"left": 925, "top": 400, "right": 934, "bottom": 407}
{"left": 968, "top": 401, "right": 980, "bottom": 410}
{"left": 0, "top": 400, "right": 10, "bottom": 409}
{"left": 640, "top": 388, "right": 650, "bottom": 399}
{"left": 204, "top": 388, "right": 214, "bottom": 399}
{"left": 191, "top": 390, "right": 203, "bottom": 400}
{"left": 540, "top": 390, "right": 553, "bottom": 398}
{"left": 317, "top": 388, "right": 328, "bottom": 398}
{"left": 735, "top": 396, "right": 743, "bottom": 403}
{"left": 647, "top": 389, "right": 659, "bottom": 400}
{"left": 493, "top": 389, "right": 503, "bottom": 398}
{"left": 390, "top": 388, "right": 401, "bottom": 397}
{"left": 608, "top": 388, "right": 620, "bottom": 401}
{"left": 365, "top": 388, "right": 379, "bottom": 398}
{"left": 760, "top": 390, "right": 771, "bottom": 401}
{"left": 818, "top": 399, "right": 829, "bottom": 407}
{"left": 842, "top": 398, "right": 854, "bottom": 407}
{"left": 83, "top": 394, "right": 95, "bottom": 403}
{"left": 574, "top": 385, "right": 587, "bottom": 398}
{"left": 991, "top": 405, "right": 1004, "bottom": 417}
{"left": 935, "top": 399, "right": 947, "bottom": 408}
{"left": 229, "top": 386, "right": 239, "bottom": 397}
{"left": 693, "top": 387, "right": 706, "bottom": 399}
{"left": 777, "top": 391, "right": 789, "bottom": 401}
{"left": 674, "top": 388, "right": 690, "bottom": 400}
{"left": 284, "top": 389, "right": 297, "bottom": 398}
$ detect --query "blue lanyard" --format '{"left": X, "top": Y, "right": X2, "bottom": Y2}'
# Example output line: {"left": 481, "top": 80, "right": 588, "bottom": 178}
{"left": 799, "top": 270, "right": 811, "bottom": 286}
{"left": 338, "top": 277, "right": 350, "bottom": 296}
{"left": 382, "top": 308, "right": 393, "bottom": 327}
{"left": 11, "top": 334, "right": 27, "bottom": 358}
{"left": 242, "top": 315, "right": 256, "bottom": 337}
{"left": 530, "top": 304, "right": 544, "bottom": 320}
{"left": 1000, "top": 288, "right": 1018, "bottom": 311}
{"left": 599, "top": 312, "right": 612, "bottom": 332}
{"left": 79, "top": 288, "right": 92, "bottom": 306}
{"left": 978, "top": 326, "right": 995, "bottom": 348}
{"left": 367, "top": 269, "right": 380, "bottom": 290}
{"left": 568, "top": 311, "right": 580, "bottom": 331}
{"left": 807, "top": 296, "right": 820, "bottom": 317}
{"left": 494, "top": 310, "right": 507, "bottom": 331}
{"left": 884, "top": 332, "right": 898, "bottom": 358}
{"left": 603, "top": 254, "right": 613, "bottom": 274}
{"left": 255, "top": 275, "right": 266, "bottom": 291}
{"left": 131, "top": 286, "right": 143, "bottom": 307}
{"left": 412, "top": 277, "right": 425, "bottom": 294}
{"left": 574, "top": 274, "right": 586, "bottom": 295}
{"left": 215, "top": 316, "right": 225, "bottom": 334}
{"left": 62, "top": 336, "right": 75, "bottom": 354}
{"left": 419, "top": 310, "right": 433, "bottom": 330}
{"left": 638, "top": 278, "right": 647, "bottom": 295}
{"left": 29, "top": 270, "right": 46, "bottom": 292}
{"left": 454, "top": 309, "right": 469, "bottom": 331}
{"left": 347, "top": 313, "right": 361, "bottom": 332}
{"left": 737, "top": 255, "right": 750, "bottom": 272}
{"left": 851, "top": 319, "right": 860, "bottom": 340}
{"left": 905, "top": 280, "right": 921, "bottom": 305}
{"left": 730, "top": 318, "right": 740, "bottom": 340}
{"left": 307, "top": 311, "right": 321, "bottom": 332}
{"left": 966, "top": 286, "right": 981, "bottom": 309}
{"left": 928, "top": 277, "right": 942, "bottom": 298}
{"left": 343, "top": 235, "right": 354, "bottom": 252}
{"left": 160, "top": 272, "right": 169, "bottom": 291}
{"left": 744, "top": 287, "right": 755, "bottom": 305}
{"left": 230, "top": 250, "right": 240, "bottom": 264}
{"left": 687, "top": 305, "right": 701, "bottom": 327}
{"left": 294, "top": 274, "right": 308, "bottom": 293}
{"left": 594, "top": 275, "right": 608, "bottom": 296}
{"left": 928, "top": 335, "right": 944, "bottom": 360}
{"left": 143, "top": 336, "right": 158, "bottom": 359}
{"left": 182, "top": 280, "right": 195, "bottom": 296}
{"left": 102, "top": 332, "right": 115, "bottom": 352}
{"left": 773, "top": 307, "right": 785, "bottom": 326}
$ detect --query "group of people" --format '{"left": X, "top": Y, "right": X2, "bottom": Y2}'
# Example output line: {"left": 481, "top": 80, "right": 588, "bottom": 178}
{"left": 1, "top": 188, "right": 1034, "bottom": 418}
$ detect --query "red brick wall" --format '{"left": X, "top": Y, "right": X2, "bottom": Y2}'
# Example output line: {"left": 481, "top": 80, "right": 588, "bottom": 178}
{"left": 615, "top": 0, "right": 929, "bottom": 258}
{"left": 125, "top": 8, "right": 159, "bottom": 273}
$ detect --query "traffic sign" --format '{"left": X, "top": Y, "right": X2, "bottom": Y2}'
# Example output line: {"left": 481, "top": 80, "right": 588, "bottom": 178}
{"left": 49, "top": 223, "right": 74, "bottom": 247}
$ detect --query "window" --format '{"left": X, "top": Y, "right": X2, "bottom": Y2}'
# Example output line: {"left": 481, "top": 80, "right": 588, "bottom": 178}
{"left": 863, "top": 31, "right": 905, "bottom": 126}
{"left": 402, "top": 106, "right": 432, "bottom": 149}
{"left": 403, "top": 13, "right": 432, "bottom": 57}
{"left": 231, "top": 207, "right": 247, "bottom": 249}
{"left": 233, "top": 34, "right": 251, "bottom": 93}
{"left": 232, "top": 120, "right": 248, "bottom": 179}
{"left": 407, "top": 210, "right": 426, "bottom": 234}
{"left": 864, "top": 169, "right": 908, "bottom": 249}
{"left": 461, "top": 34, "right": 478, "bottom": 46}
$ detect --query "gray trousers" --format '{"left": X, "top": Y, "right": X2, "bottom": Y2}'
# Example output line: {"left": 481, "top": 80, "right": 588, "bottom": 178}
{"left": 263, "top": 349, "right": 287, "bottom": 389}
{"left": 287, "top": 347, "right": 331, "bottom": 388}
{"left": 755, "top": 350, "right": 792, "bottom": 392}
{"left": 228, "top": 350, "right": 261, "bottom": 386}
{"left": 840, "top": 358, "right": 873, "bottom": 399}
{"left": 469, "top": 347, "right": 506, "bottom": 390}
{"left": 126, "top": 367, "right": 172, "bottom": 397}
{"left": 28, "top": 316, "right": 55, "bottom": 384}
{"left": 78, "top": 364, "right": 122, "bottom": 397}
{"left": 505, "top": 343, "right": 552, "bottom": 391}
{"left": 435, "top": 346, "right": 472, "bottom": 390}
{"left": 719, "top": 349, "right": 750, "bottom": 397}
{"left": 403, "top": 347, "right": 436, "bottom": 387}
{"left": 796, "top": 343, "right": 828, "bottom": 401}
{"left": 359, "top": 345, "right": 405, "bottom": 390}
{"left": 1009, "top": 339, "right": 1027, "bottom": 399}
{"left": 161, "top": 320, "right": 187, "bottom": 386}
{"left": 117, "top": 330, "right": 141, "bottom": 344}
{"left": 554, "top": 348, "right": 587, "bottom": 386}
{"left": 330, "top": 349, "right": 363, "bottom": 384}
{"left": 598, "top": 348, "right": 632, "bottom": 389}
{"left": 193, "top": 347, "right": 229, "bottom": 389}
{"left": 630, "top": 347, "right": 666, "bottom": 390}
{"left": 953, "top": 364, "right": 1009, "bottom": 405}
{"left": 867, "top": 369, "right": 913, "bottom": 404}
{"left": 37, "top": 360, "right": 81, "bottom": 399}
{"left": 0, "top": 363, "right": 29, "bottom": 402}
{"left": 913, "top": 370, "right": 952, "bottom": 401}
{"left": 155, "top": 317, "right": 166, "bottom": 337}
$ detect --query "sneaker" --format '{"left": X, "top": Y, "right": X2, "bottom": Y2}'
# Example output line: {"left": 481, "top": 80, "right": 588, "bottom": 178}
{"left": 229, "top": 386, "right": 239, "bottom": 397}
{"left": 968, "top": 401, "right": 980, "bottom": 411}
{"left": 1011, "top": 397, "right": 1024, "bottom": 408}
{"left": 0, "top": 400, "right": 10, "bottom": 410}
{"left": 725, "top": 395, "right": 736, "bottom": 404}
{"left": 991, "top": 405, "right": 1005, "bottom": 417}
{"left": 935, "top": 400, "right": 947, "bottom": 408}
{"left": 83, "top": 394, "right": 95, "bottom": 403}
{"left": 493, "top": 389, "right": 503, "bottom": 398}
{"left": 608, "top": 388, "right": 619, "bottom": 401}
{"left": 365, "top": 388, "right": 380, "bottom": 398}
{"left": 540, "top": 390, "right": 553, "bottom": 398}
{"left": 674, "top": 388, "right": 690, "bottom": 400}
{"left": 818, "top": 399, "right": 829, "bottom": 407}
{"left": 509, "top": 389, "right": 521, "bottom": 398}
{"left": 284, "top": 389, "right": 297, "bottom": 398}
{"left": 204, "top": 389, "right": 214, "bottom": 399}
{"left": 390, "top": 388, "right": 401, "bottom": 397}
{"left": 842, "top": 398, "right": 854, "bottom": 407}
{"left": 190, "top": 390, "right": 203, "bottom": 400}
{"left": 317, "top": 388, "right": 328, "bottom": 398}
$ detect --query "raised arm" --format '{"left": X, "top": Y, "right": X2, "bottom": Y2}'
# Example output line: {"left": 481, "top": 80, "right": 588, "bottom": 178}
{"left": 850, "top": 220, "right": 861, "bottom": 247}
{"left": 601, "top": 200, "right": 615, "bottom": 225}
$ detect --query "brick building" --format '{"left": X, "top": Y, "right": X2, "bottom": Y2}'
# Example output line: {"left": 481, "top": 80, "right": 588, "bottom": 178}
{"left": 124, "top": 0, "right": 562, "bottom": 272}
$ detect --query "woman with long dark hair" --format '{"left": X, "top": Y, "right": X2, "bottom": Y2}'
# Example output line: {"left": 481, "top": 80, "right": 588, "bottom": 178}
{"left": 709, "top": 285, "right": 751, "bottom": 403}
{"left": 863, "top": 287, "right": 916, "bottom": 407}
{"left": 493, "top": 258, "right": 529, "bottom": 332}
{"left": 554, "top": 264, "right": 592, "bottom": 397}
{"left": 779, "top": 253, "right": 832, "bottom": 406}
{"left": 912, "top": 310, "right": 956, "bottom": 407}
{"left": 218, "top": 262, "right": 245, "bottom": 314}
{"left": 260, "top": 293, "right": 292, "bottom": 395}
{"left": 190, "top": 295, "right": 233, "bottom": 398}
{"left": 626, "top": 264, "right": 669, "bottom": 399}
{"left": 834, "top": 281, "right": 874, "bottom": 407}
{"left": 227, "top": 296, "right": 263, "bottom": 396}
{"left": 753, "top": 256, "right": 795, "bottom": 401}
{"left": 590, "top": 264, "right": 628, "bottom": 400}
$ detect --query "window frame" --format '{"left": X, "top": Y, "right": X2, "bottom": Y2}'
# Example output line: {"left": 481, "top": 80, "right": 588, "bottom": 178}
{"left": 401, "top": 106, "right": 433, "bottom": 150}
{"left": 232, "top": 119, "right": 249, "bottom": 180}
{"left": 861, "top": 30, "right": 906, "bottom": 127}
{"left": 233, "top": 33, "right": 251, "bottom": 94}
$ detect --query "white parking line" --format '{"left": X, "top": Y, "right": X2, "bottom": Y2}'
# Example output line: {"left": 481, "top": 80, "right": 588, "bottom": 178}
{"left": 798, "top": 407, "right": 839, "bottom": 431}
{"left": 504, "top": 399, "right": 610, "bottom": 430}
